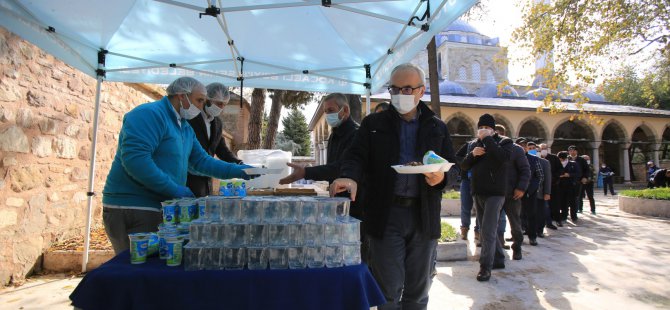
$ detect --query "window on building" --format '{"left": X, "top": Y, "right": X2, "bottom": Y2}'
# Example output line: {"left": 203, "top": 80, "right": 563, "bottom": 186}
{"left": 458, "top": 66, "right": 467, "bottom": 81}
{"left": 486, "top": 69, "right": 495, "bottom": 83}
{"left": 471, "top": 61, "right": 481, "bottom": 81}
{"left": 437, "top": 53, "right": 442, "bottom": 77}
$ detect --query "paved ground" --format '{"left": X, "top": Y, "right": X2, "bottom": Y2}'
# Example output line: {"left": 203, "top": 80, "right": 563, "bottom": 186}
{"left": 1, "top": 191, "right": 669, "bottom": 310}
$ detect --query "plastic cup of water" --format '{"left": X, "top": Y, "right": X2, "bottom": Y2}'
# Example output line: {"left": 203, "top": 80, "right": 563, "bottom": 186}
{"left": 288, "top": 224, "right": 304, "bottom": 246}
{"left": 224, "top": 247, "right": 247, "bottom": 270}
{"left": 324, "top": 244, "right": 343, "bottom": 268}
{"left": 283, "top": 197, "right": 301, "bottom": 223}
{"left": 341, "top": 218, "right": 361, "bottom": 244}
{"left": 268, "top": 247, "right": 288, "bottom": 270}
{"left": 220, "top": 197, "right": 241, "bottom": 223}
{"left": 305, "top": 245, "right": 324, "bottom": 268}
{"left": 268, "top": 224, "right": 289, "bottom": 246}
{"left": 183, "top": 244, "right": 198, "bottom": 271}
{"left": 225, "top": 224, "right": 246, "bottom": 247}
{"left": 317, "top": 198, "right": 338, "bottom": 223}
{"left": 206, "top": 197, "right": 222, "bottom": 221}
{"left": 332, "top": 197, "right": 350, "bottom": 222}
{"left": 303, "top": 223, "right": 324, "bottom": 246}
{"left": 178, "top": 199, "right": 195, "bottom": 223}
{"left": 147, "top": 232, "right": 159, "bottom": 257}
{"left": 128, "top": 233, "right": 150, "bottom": 264}
{"left": 288, "top": 246, "right": 306, "bottom": 269}
{"left": 323, "top": 223, "right": 342, "bottom": 245}
{"left": 165, "top": 235, "right": 185, "bottom": 266}
{"left": 343, "top": 242, "right": 362, "bottom": 266}
{"left": 161, "top": 201, "right": 178, "bottom": 224}
{"left": 300, "top": 197, "right": 318, "bottom": 223}
{"left": 245, "top": 224, "right": 268, "bottom": 247}
{"left": 241, "top": 197, "right": 263, "bottom": 223}
{"left": 263, "top": 199, "right": 284, "bottom": 223}
{"left": 247, "top": 247, "right": 268, "bottom": 270}
{"left": 157, "top": 229, "right": 177, "bottom": 260}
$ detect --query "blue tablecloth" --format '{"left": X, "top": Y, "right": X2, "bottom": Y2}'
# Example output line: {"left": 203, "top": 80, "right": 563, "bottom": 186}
{"left": 70, "top": 251, "right": 385, "bottom": 310}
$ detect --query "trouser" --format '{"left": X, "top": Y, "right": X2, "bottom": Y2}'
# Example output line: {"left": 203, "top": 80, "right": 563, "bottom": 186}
{"left": 497, "top": 209, "right": 507, "bottom": 236}
{"left": 554, "top": 183, "right": 576, "bottom": 221}
{"left": 103, "top": 207, "right": 163, "bottom": 254}
{"left": 537, "top": 198, "right": 552, "bottom": 233}
{"left": 603, "top": 178, "right": 615, "bottom": 195}
{"left": 521, "top": 194, "right": 538, "bottom": 240}
{"left": 474, "top": 195, "right": 506, "bottom": 269}
{"left": 369, "top": 205, "right": 437, "bottom": 310}
{"left": 581, "top": 182, "right": 596, "bottom": 212}
{"left": 500, "top": 197, "right": 523, "bottom": 250}
{"left": 459, "top": 179, "right": 474, "bottom": 230}
{"left": 575, "top": 183, "right": 584, "bottom": 212}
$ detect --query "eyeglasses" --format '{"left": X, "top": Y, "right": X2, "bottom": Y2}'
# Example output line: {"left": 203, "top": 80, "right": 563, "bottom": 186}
{"left": 388, "top": 85, "right": 424, "bottom": 95}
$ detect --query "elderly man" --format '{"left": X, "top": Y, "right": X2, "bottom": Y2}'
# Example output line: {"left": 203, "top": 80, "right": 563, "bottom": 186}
{"left": 580, "top": 155, "right": 596, "bottom": 214}
{"left": 102, "top": 77, "right": 251, "bottom": 254}
{"left": 186, "top": 83, "right": 243, "bottom": 197}
{"left": 330, "top": 63, "right": 454, "bottom": 309}
{"left": 461, "top": 114, "right": 513, "bottom": 281}
{"left": 567, "top": 145, "right": 586, "bottom": 216}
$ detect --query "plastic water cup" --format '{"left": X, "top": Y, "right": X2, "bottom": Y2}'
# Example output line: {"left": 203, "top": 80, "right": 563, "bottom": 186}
{"left": 161, "top": 201, "right": 178, "bottom": 224}
{"left": 288, "top": 224, "right": 304, "bottom": 246}
{"left": 183, "top": 244, "right": 198, "bottom": 271}
{"left": 317, "top": 198, "right": 338, "bottom": 223}
{"left": 246, "top": 224, "right": 268, "bottom": 247}
{"left": 332, "top": 197, "right": 350, "bottom": 222}
{"left": 147, "top": 233, "right": 159, "bottom": 256}
{"left": 268, "top": 247, "right": 288, "bottom": 270}
{"left": 343, "top": 243, "right": 362, "bottom": 266}
{"left": 225, "top": 224, "right": 246, "bottom": 247}
{"left": 206, "top": 197, "right": 222, "bottom": 221}
{"left": 202, "top": 221, "right": 218, "bottom": 245}
{"left": 208, "top": 247, "right": 225, "bottom": 270}
{"left": 288, "top": 246, "right": 305, "bottom": 269}
{"left": 178, "top": 199, "right": 195, "bottom": 223}
{"left": 324, "top": 244, "right": 343, "bottom": 268}
{"left": 224, "top": 247, "right": 247, "bottom": 270}
{"left": 283, "top": 198, "right": 301, "bottom": 223}
{"left": 304, "top": 223, "right": 324, "bottom": 246}
{"left": 128, "top": 233, "right": 150, "bottom": 264}
{"left": 341, "top": 218, "right": 361, "bottom": 244}
{"left": 220, "top": 197, "right": 241, "bottom": 223}
{"left": 247, "top": 247, "right": 268, "bottom": 270}
{"left": 157, "top": 230, "right": 177, "bottom": 260}
{"left": 300, "top": 198, "right": 318, "bottom": 223}
{"left": 241, "top": 197, "right": 263, "bottom": 223}
{"left": 268, "top": 224, "right": 289, "bottom": 246}
{"left": 233, "top": 179, "right": 247, "bottom": 197}
{"left": 324, "top": 223, "right": 342, "bottom": 245}
{"left": 165, "top": 235, "right": 185, "bottom": 266}
{"left": 196, "top": 198, "right": 207, "bottom": 219}
{"left": 220, "top": 179, "right": 234, "bottom": 197}
{"left": 188, "top": 220, "right": 204, "bottom": 245}
{"left": 263, "top": 199, "right": 284, "bottom": 223}
{"left": 305, "top": 245, "right": 324, "bottom": 268}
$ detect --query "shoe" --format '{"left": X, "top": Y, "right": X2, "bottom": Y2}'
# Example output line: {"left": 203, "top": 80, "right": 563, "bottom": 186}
{"left": 547, "top": 224, "right": 558, "bottom": 230}
{"left": 505, "top": 237, "right": 514, "bottom": 242}
{"left": 460, "top": 227, "right": 469, "bottom": 241}
{"left": 537, "top": 232, "right": 545, "bottom": 238}
{"left": 492, "top": 262, "right": 505, "bottom": 269}
{"left": 591, "top": 211, "right": 596, "bottom": 215}
{"left": 477, "top": 267, "right": 491, "bottom": 281}
{"left": 513, "top": 248, "right": 522, "bottom": 260}
{"left": 571, "top": 217, "right": 578, "bottom": 223}
{"left": 529, "top": 238, "right": 538, "bottom": 246}
{"left": 557, "top": 221, "right": 563, "bottom": 227}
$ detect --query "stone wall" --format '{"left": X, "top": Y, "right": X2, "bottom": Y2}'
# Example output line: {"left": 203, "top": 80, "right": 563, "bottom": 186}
{"left": 0, "top": 27, "right": 159, "bottom": 285}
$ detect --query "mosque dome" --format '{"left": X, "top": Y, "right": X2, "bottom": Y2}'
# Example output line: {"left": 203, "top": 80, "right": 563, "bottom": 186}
{"left": 446, "top": 19, "right": 481, "bottom": 34}
{"left": 525, "top": 88, "right": 561, "bottom": 100}
{"left": 476, "top": 83, "right": 519, "bottom": 98}
{"left": 426, "top": 80, "right": 469, "bottom": 95}
{"left": 581, "top": 91, "right": 606, "bottom": 102}
{"left": 437, "top": 19, "right": 499, "bottom": 46}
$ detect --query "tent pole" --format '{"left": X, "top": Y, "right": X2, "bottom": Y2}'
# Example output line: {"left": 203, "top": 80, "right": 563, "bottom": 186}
{"left": 366, "top": 89, "right": 371, "bottom": 115}
{"left": 82, "top": 50, "right": 107, "bottom": 273}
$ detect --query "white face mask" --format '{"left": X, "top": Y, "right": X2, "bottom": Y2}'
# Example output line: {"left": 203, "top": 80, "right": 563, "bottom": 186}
{"left": 477, "top": 128, "right": 493, "bottom": 138}
{"left": 601, "top": 165, "right": 606, "bottom": 168}
{"left": 179, "top": 95, "right": 201, "bottom": 120}
{"left": 586, "top": 160, "right": 591, "bottom": 165}
{"left": 325, "top": 108, "right": 343, "bottom": 127}
{"left": 205, "top": 103, "right": 223, "bottom": 118}
{"left": 391, "top": 94, "right": 418, "bottom": 115}
{"left": 561, "top": 160, "right": 568, "bottom": 167}
{"left": 540, "top": 150, "right": 548, "bottom": 157}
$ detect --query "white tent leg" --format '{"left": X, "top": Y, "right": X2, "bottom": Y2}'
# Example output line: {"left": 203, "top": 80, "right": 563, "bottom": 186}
{"left": 82, "top": 76, "right": 103, "bottom": 273}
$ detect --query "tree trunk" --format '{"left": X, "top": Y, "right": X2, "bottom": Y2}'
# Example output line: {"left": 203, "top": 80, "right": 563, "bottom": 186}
{"left": 427, "top": 37, "right": 442, "bottom": 119}
{"left": 263, "top": 90, "right": 284, "bottom": 149}
{"left": 346, "top": 94, "right": 362, "bottom": 123}
{"left": 247, "top": 88, "right": 266, "bottom": 149}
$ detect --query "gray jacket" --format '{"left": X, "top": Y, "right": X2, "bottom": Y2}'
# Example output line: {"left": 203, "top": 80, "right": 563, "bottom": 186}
{"left": 505, "top": 143, "right": 530, "bottom": 196}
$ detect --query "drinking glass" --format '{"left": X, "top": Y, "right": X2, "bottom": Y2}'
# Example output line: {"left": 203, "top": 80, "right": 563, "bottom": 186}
{"left": 247, "top": 247, "right": 268, "bottom": 270}
{"left": 287, "top": 246, "right": 305, "bottom": 269}
{"left": 268, "top": 224, "right": 289, "bottom": 246}
{"left": 268, "top": 247, "right": 288, "bottom": 269}
{"left": 324, "top": 244, "right": 343, "bottom": 268}
{"left": 224, "top": 247, "right": 247, "bottom": 270}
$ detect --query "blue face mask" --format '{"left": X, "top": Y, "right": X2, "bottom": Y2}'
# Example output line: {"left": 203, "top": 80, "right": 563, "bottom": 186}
{"left": 325, "top": 108, "right": 343, "bottom": 127}
{"left": 528, "top": 149, "right": 538, "bottom": 156}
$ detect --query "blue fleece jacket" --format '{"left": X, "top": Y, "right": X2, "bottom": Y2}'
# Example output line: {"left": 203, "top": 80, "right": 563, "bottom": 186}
{"left": 102, "top": 97, "right": 246, "bottom": 210}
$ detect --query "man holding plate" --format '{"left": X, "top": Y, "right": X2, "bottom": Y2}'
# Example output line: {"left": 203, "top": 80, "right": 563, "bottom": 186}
{"left": 330, "top": 63, "right": 454, "bottom": 310}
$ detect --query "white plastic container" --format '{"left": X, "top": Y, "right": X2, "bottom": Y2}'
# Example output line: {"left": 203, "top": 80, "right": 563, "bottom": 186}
{"left": 237, "top": 149, "right": 292, "bottom": 189}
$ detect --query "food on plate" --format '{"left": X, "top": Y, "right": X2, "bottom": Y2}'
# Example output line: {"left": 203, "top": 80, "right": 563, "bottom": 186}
{"left": 405, "top": 161, "right": 423, "bottom": 166}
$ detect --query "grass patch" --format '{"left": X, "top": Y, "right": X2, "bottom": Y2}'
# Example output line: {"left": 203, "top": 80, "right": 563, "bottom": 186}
{"left": 439, "top": 221, "right": 458, "bottom": 242}
{"left": 620, "top": 187, "right": 670, "bottom": 200}
{"left": 442, "top": 190, "right": 460, "bottom": 200}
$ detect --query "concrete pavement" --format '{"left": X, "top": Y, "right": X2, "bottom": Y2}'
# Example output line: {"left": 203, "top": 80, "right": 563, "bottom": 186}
{"left": 1, "top": 192, "right": 669, "bottom": 309}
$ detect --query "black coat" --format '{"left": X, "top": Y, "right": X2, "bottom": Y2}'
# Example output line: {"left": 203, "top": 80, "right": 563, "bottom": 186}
{"left": 571, "top": 155, "right": 587, "bottom": 181}
{"left": 461, "top": 134, "right": 513, "bottom": 196}
{"left": 186, "top": 113, "right": 242, "bottom": 197}
{"left": 304, "top": 117, "right": 359, "bottom": 182}
{"left": 340, "top": 102, "right": 455, "bottom": 239}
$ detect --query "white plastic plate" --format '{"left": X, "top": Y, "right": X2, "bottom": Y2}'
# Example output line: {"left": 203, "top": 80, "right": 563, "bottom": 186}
{"left": 391, "top": 162, "right": 454, "bottom": 174}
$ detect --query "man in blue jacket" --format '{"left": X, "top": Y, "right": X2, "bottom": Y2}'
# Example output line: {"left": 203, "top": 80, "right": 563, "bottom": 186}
{"left": 102, "top": 77, "right": 250, "bottom": 254}
{"left": 330, "top": 63, "right": 454, "bottom": 309}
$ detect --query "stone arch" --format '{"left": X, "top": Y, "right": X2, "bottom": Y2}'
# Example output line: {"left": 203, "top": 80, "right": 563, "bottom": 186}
{"left": 517, "top": 116, "right": 549, "bottom": 143}
{"left": 550, "top": 117, "right": 596, "bottom": 154}
{"left": 492, "top": 114, "right": 514, "bottom": 138}
{"left": 661, "top": 125, "right": 670, "bottom": 160}
{"left": 600, "top": 119, "right": 627, "bottom": 179}
{"left": 630, "top": 123, "right": 657, "bottom": 168}
{"left": 444, "top": 112, "right": 476, "bottom": 149}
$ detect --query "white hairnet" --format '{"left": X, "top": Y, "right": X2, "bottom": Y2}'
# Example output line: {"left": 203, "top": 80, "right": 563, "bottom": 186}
{"left": 205, "top": 83, "right": 231, "bottom": 102}
{"left": 166, "top": 77, "right": 204, "bottom": 95}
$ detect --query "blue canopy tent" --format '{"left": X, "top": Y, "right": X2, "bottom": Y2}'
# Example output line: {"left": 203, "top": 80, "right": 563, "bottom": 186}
{"left": 0, "top": 0, "right": 477, "bottom": 272}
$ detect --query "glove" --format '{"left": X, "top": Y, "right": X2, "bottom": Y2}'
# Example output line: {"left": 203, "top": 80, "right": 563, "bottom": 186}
{"left": 175, "top": 186, "right": 195, "bottom": 198}
{"left": 229, "top": 164, "right": 256, "bottom": 180}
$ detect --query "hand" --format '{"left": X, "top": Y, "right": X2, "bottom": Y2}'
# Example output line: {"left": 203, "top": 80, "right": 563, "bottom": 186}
{"left": 175, "top": 186, "right": 195, "bottom": 198}
{"left": 513, "top": 189, "right": 525, "bottom": 200}
{"left": 544, "top": 194, "right": 551, "bottom": 201}
{"left": 472, "top": 147, "right": 486, "bottom": 157}
{"left": 581, "top": 177, "right": 588, "bottom": 184}
{"left": 423, "top": 171, "right": 444, "bottom": 186}
{"left": 329, "top": 178, "right": 357, "bottom": 201}
{"left": 279, "top": 162, "right": 306, "bottom": 184}
{"left": 237, "top": 164, "right": 256, "bottom": 180}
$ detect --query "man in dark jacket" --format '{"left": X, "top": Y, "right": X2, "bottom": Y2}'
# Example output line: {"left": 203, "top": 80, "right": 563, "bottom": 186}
{"left": 186, "top": 83, "right": 242, "bottom": 197}
{"left": 651, "top": 168, "right": 670, "bottom": 188}
{"left": 331, "top": 63, "right": 454, "bottom": 309}
{"left": 568, "top": 145, "right": 587, "bottom": 214}
{"left": 461, "top": 113, "right": 513, "bottom": 282}
{"left": 518, "top": 139, "right": 544, "bottom": 246}
{"left": 555, "top": 151, "right": 580, "bottom": 225}
{"left": 539, "top": 143, "right": 560, "bottom": 230}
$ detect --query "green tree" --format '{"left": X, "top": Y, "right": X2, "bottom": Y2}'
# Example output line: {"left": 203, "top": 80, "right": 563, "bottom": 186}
{"left": 262, "top": 90, "right": 313, "bottom": 149}
{"left": 281, "top": 109, "right": 311, "bottom": 156}
{"left": 599, "top": 66, "right": 646, "bottom": 107}
{"left": 247, "top": 88, "right": 266, "bottom": 149}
